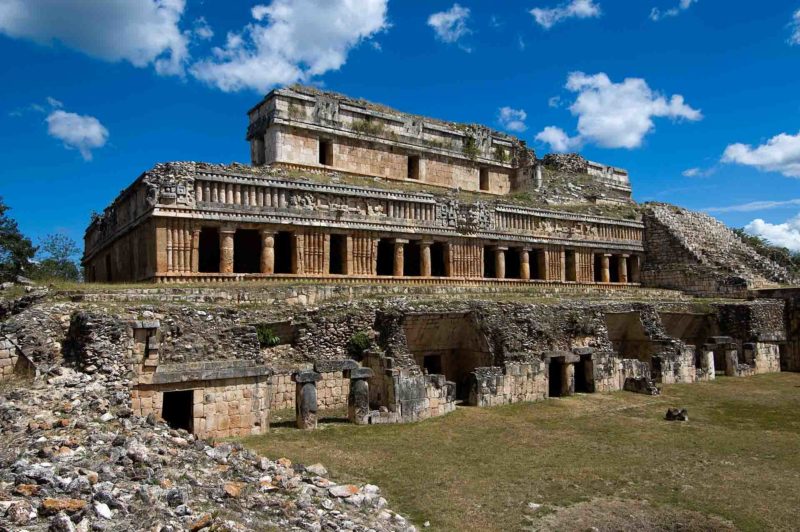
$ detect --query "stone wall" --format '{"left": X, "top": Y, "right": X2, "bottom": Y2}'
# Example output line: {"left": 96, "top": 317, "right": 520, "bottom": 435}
{"left": 132, "top": 376, "right": 270, "bottom": 439}
{"left": 270, "top": 370, "right": 350, "bottom": 411}
{"left": 468, "top": 362, "right": 547, "bottom": 407}
{"left": 0, "top": 336, "right": 19, "bottom": 381}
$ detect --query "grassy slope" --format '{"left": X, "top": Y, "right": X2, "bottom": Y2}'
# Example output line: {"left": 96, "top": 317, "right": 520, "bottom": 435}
{"left": 241, "top": 373, "right": 800, "bottom": 531}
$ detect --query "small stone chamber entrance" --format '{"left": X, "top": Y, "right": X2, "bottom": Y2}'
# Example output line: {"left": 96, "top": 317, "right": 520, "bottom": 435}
{"left": 403, "top": 312, "right": 493, "bottom": 402}
{"left": 161, "top": 389, "right": 194, "bottom": 432}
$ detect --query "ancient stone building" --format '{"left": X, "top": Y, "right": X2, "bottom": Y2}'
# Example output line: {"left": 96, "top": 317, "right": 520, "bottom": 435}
{"left": 83, "top": 86, "right": 642, "bottom": 286}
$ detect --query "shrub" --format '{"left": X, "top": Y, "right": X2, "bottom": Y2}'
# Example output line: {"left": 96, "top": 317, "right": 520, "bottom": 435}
{"left": 347, "top": 331, "right": 371, "bottom": 359}
{"left": 255, "top": 324, "right": 281, "bottom": 347}
{"left": 462, "top": 135, "right": 479, "bottom": 160}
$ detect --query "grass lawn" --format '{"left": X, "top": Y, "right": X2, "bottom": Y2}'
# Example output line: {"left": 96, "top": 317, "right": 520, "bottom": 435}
{"left": 240, "top": 373, "right": 800, "bottom": 531}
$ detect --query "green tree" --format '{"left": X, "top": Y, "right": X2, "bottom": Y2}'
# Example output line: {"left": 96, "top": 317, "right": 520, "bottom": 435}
{"left": 33, "top": 233, "right": 82, "bottom": 282}
{"left": 0, "top": 197, "right": 35, "bottom": 281}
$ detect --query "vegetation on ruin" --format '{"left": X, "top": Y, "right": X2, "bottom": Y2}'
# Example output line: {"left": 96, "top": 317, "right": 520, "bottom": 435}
{"left": 346, "top": 331, "right": 371, "bottom": 359}
{"left": 255, "top": 324, "right": 281, "bottom": 347}
{"left": 242, "top": 373, "right": 800, "bottom": 532}
{"left": 351, "top": 118, "right": 386, "bottom": 137}
{"left": 493, "top": 145, "right": 509, "bottom": 163}
{"left": 462, "top": 134, "right": 479, "bottom": 160}
{"left": 733, "top": 228, "right": 800, "bottom": 278}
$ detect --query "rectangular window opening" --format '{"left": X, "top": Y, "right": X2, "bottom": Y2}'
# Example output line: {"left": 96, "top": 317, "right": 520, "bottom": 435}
{"left": 319, "top": 139, "right": 333, "bottom": 166}
{"left": 479, "top": 168, "right": 490, "bottom": 191}
{"left": 407, "top": 156, "right": 420, "bottom": 180}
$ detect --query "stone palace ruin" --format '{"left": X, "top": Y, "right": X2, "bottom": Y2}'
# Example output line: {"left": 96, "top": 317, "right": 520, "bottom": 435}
{"left": 4, "top": 85, "right": 799, "bottom": 444}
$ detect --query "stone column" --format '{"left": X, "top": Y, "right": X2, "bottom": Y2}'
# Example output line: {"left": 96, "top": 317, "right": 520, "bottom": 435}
{"left": 420, "top": 240, "right": 432, "bottom": 277}
{"left": 724, "top": 347, "right": 739, "bottom": 377}
{"left": 190, "top": 228, "right": 200, "bottom": 273}
{"left": 618, "top": 254, "right": 629, "bottom": 284}
{"left": 520, "top": 249, "right": 531, "bottom": 281}
{"left": 293, "top": 371, "right": 321, "bottom": 430}
{"left": 393, "top": 239, "right": 407, "bottom": 277}
{"left": 494, "top": 247, "right": 507, "bottom": 279}
{"left": 444, "top": 242, "right": 453, "bottom": 278}
{"left": 219, "top": 228, "right": 235, "bottom": 274}
{"left": 347, "top": 367, "right": 374, "bottom": 425}
{"left": 260, "top": 230, "right": 275, "bottom": 275}
{"left": 700, "top": 346, "right": 715, "bottom": 379}
{"left": 600, "top": 254, "right": 611, "bottom": 283}
{"left": 629, "top": 255, "right": 641, "bottom": 283}
{"left": 562, "top": 363, "right": 575, "bottom": 397}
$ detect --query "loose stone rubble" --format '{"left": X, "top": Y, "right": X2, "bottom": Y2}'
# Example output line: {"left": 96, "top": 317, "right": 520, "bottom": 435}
{"left": 0, "top": 360, "right": 414, "bottom": 531}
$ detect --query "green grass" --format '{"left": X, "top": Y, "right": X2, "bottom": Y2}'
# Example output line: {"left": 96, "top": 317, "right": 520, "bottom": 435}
{"left": 240, "top": 373, "right": 800, "bottom": 531}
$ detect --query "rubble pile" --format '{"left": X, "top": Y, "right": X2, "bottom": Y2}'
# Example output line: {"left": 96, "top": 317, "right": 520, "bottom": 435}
{"left": 0, "top": 365, "right": 413, "bottom": 531}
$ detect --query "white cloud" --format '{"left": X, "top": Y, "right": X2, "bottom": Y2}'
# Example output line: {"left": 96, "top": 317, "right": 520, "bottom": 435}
{"left": 498, "top": 107, "right": 528, "bottom": 133}
{"left": 650, "top": 0, "right": 697, "bottom": 22}
{"left": 790, "top": 9, "right": 800, "bottom": 46}
{"left": 191, "top": 0, "right": 388, "bottom": 93}
{"left": 0, "top": 0, "right": 189, "bottom": 76}
{"left": 745, "top": 215, "right": 800, "bottom": 251}
{"left": 535, "top": 126, "right": 582, "bottom": 152}
{"left": 193, "top": 17, "right": 213, "bottom": 41}
{"left": 536, "top": 72, "right": 701, "bottom": 151}
{"left": 428, "top": 4, "right": 471, "bottom": 48}
{"left": 682, "top": 166, "right": 715, "bottom": 177}
{"left": 530, "top": 0, "right": 601, "bottom": 30}
{"left": 722, "top": 131, "right": 800, "bottom": 178}
{"left": 46, "top": 109, "right": 109, "bottom": 161}
{"left": 706, "top": 199, "right": 800, "bottom": 213}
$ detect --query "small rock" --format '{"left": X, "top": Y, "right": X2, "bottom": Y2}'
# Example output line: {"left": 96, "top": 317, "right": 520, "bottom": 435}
{"left": 99, "top": 412, "right": 114, "bottom": 422}
{"left": 305, "top": 463, "right": 328, "bottom": 477}
{"left": 188, "top": 512, "right": 213, "bottom": 531}
{"left": 329, "top": 485, "right": 359, "bottom": 498}
{"left": 94, "top": 501, "right": 113, "bottom": 519}
{"left": 41, "top": 497, "right": 87, "bottom": 515}
{"left": 223, "top": 481, "right": 246, "bottom": 498}
{"left": 50, "top": 511, "right": 77, "bottom": 532}
{"left": 665, "top": 408, "right": 689, "bottom": 421}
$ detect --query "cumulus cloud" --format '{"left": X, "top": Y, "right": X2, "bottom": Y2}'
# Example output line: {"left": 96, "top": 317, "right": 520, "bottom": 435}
{"left": 191, "top": 0, "right": 388, "bottom": 93}
{"left": 193, "top": 17, "right": 213, "bottom": 41}
{"left": 530, "top": 0, "right": 601, "bottom": 30}
{"left": 650, "top": 0, "right": 697, "bottom": 22}
{"left": 497, "top": 107, "right": 528, "bottom": 133}
{"left": 427, "top": 4, "right": 471, "bottom": 48}
{"left": 790, "top": 9, "right": 800, "bottom": 46}
{"left": 535, "top": 126, "right": 582, "bottom": 152}
{"left": 535, "top": 72, "right": 701, "bottom": 151}
{"left": 46, "top": 108, "right": 109, "bottom": 161}
{"left": 745, "top": 215, "right": 800, "bottom": 251}
{"left": 0, "top": 0, "right": 189, "bottom": 76}
{"left": 722, "top": 131, "right": 800, "bottom": 178}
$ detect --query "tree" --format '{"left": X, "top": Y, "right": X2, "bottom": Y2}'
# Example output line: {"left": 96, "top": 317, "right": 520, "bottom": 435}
{"left": 32, "top": 233, "right": 82, "bottom": 282}
{"left": 0, "top": 197, "right": 35, "bottom": 281}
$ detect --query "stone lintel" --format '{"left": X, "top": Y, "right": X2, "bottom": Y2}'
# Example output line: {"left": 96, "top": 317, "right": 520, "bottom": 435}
{"left": 393, "top": 238, "right": 409, "bottom": 245}
{"left": 708, "top": 336, "right": 735, "bottom": 345}
{"left": 293, "top": 370, "right": 322, "bottom": 383}
{"left": 545, "top": 350, "right": 580, "bottom": 363}
{"left": 346, "top": 367, "right": 374, "bottom": 380}
{"left": 151, "top": 365, "right": 272, "bottom": 384}
{"left": 314, "top": 359, "right": 359, "bottom": 373}
{"left": 572, "top": 347, "right": 594, "bottom": 356}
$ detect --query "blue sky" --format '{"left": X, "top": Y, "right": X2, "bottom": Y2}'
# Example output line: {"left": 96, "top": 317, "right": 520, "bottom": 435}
{"left": 1, "top": 0, "right": 800, "bottom": 252}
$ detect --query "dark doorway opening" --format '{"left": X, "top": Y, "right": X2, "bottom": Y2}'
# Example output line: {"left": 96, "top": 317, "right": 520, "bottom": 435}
{"left": 483, "top": 246, "right": 496, "bottom": 278}
{"left": 575, "top": 357, "right": 593, "bottom": 393}
{"left": 376, "top": 239, "right": 394, "bottom": 276}
{"left": 233, "top": 229, "right": 261, "bottom": 273}
{"left": 423, "top": 354, "right": 442, "bottom": 375}
{"left": 404, "top": 241, "right": 421, "bottom": 277}
{"left": 609, "top": 255, "right": 620, "bottom": 283}
{"left": 198, "top": 228, "right": 220, "bottom": 273}
{"left": 274, "top": 231, "right": 293, "bottom": 274}
{"left": 479, "top": 168, "right": 489, "bottom": 191}
{"left": 329, "top": 234, "right": 345, "bottom": 274}
{"left": 506, "top": 248, "right": 521, "bottom": 279}
{"left": 549, "top": 359, "right": 564, "bottom": 398}
{"left": 531, "top": 250, "right": 544, "bottom": 280}
{"left": 104, "top": 254, "right": 112, "bottom": 282}
{"left": 408, "top": 156, "right": 420, "bottom": 180}
{"left": 594, "top": 254, "right": 603, "bottom": 282}
{"left": 319, "top": 139, "right": 333, "bottom": 166}
{"left": 162, "top": 390, "right": 193, "bottom": 433}
{"left": 431, "top": 242, "right": 446, "bottom": 277}
{"left": 565, "top": 250, "right": 577, "bottom": 282}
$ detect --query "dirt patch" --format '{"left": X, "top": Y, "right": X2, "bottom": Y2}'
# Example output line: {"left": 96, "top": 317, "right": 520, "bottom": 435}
{"left": 526, "top": 498, "right": 737, "bottom": 532}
